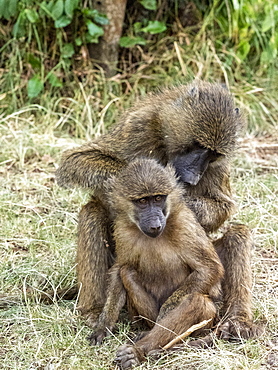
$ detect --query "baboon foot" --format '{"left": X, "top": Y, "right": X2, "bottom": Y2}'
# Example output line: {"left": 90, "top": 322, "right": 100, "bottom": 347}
{"left": 147, "top": 348, "right": 168, "bottom": 360}
{"left": 79, "top": 306, "right": 103, "bottom": 328}
{"left": 87, "top": 327, "right": 112, "bottom": 346}
{"left": 216, "top": 318, "right": 262, "bottom": 340}
{"left": 188, "top": 333, "right": 215, "bottom": 348}
{"left": 115, "top": 345, "right": 141, "bottom": 369}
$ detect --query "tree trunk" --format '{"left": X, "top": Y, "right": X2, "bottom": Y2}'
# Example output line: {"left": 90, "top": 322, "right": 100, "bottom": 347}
{"left": 88, "top": 0, "right": 127, "bottom": 77}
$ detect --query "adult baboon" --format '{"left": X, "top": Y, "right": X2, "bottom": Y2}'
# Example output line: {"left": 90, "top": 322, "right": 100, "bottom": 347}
{"left": 56, "top": 80, "right": 257, "bottom": 338}
{"left": 88, "top": 158, "right": 224, "bottom": 368}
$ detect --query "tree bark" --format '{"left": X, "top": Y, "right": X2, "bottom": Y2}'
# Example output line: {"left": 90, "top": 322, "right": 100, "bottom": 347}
{"left": 88, "top": 0, "right": 127, "bottom": 76}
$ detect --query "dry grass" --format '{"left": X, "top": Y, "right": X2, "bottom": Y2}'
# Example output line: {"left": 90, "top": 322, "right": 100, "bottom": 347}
{"left": 0, "top": 81, "right": 277, "bottom": 369}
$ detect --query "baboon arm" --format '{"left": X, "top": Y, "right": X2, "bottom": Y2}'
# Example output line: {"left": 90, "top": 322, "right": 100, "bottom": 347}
{"left": 158, "top": 272, "right": 216, "bottom": 321}
{"left": 160, "top": 241, "right": 224, "bottom": 317}
{"left": 185, "top": 195, "right": 235, "bottom": 232}
{"left": 56, "top": 142, "right": 126, "bottom": 189}
{"left": 120, "top": 265, "right": 159, "bottom": 323}
{"left": 88, "top": 264, "right": 126, "bottom": 345}
{"left": 184, "top": 165, "right": 236, "bottom": 232}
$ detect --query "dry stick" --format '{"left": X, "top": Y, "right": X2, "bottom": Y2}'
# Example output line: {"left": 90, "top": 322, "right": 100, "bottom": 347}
{"left": 162, "top": 318, "right": 213, "bottom": 350}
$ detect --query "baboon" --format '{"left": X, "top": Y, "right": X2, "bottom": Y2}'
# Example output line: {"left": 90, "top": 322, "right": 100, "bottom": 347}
{"left": 56, "top": 80, "right": 257, "bottom": 338}
{"left": 88, "top": 158, "right": 224, "bottom": 368}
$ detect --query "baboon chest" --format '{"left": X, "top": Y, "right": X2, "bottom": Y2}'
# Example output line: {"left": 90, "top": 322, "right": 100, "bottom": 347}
{"left": 136, "top": 241, "right": 190, "bottom": 307}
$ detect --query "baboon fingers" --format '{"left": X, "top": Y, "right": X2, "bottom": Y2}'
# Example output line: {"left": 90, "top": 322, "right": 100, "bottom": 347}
{"left": 114, "top": 345, "right": 141, "bottom": 369}
{"left": 216, "top": 319, "right": 262, "bottom": 340}
{"left": 187, "top": 333, "right": 216, "bottom": 348}
{"left": 87, "top": 327, "right": 112, "bottom": 346}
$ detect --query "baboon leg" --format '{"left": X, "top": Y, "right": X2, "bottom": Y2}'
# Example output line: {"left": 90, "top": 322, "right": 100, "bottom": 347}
{"left": 120, "top": 266, "right": 159, "bottom": 326}
{"left": 77, "top": 197, "right": 113, "bottom": 327}
{"left": 214, "top": 224, "right": 259, "bottom": 339}
{"left": 87, "top": 264, "right": 127, "bottom": 345}
{"left": 115, "top": 293, "right": 216, "bottom": 369}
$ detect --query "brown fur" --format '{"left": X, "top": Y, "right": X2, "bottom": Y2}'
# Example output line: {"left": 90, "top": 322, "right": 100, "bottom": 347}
{"left": 56, "top": 80, "right": 257, "bottom": 338}
{"left": 88, "top": 159, "right": 223, "bottom": 368}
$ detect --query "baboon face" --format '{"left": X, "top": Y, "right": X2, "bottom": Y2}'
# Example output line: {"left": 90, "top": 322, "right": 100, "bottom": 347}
{"left": 132, "top": 194, "right": 167, "bottom": 238}
{"left": 172, "top": 144, "right": 223, "bottom": 185}
{"left": 110, "top": 158, "right": 183, "bottom": 238}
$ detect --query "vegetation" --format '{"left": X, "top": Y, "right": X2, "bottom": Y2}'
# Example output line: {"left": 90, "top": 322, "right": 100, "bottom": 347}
{"left": 0, "top": 0, "right": 277, "bottom": 369}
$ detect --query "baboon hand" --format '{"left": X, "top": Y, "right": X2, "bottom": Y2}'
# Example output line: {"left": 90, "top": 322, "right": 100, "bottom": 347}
{"left": 87, "top": 327, "right": 112, "bottom": 345}
{"left": 216, "top": 318, "right": 262, "bottom": 340}
{"left": 114, "top": 345, "right": 141, "bottom": 369}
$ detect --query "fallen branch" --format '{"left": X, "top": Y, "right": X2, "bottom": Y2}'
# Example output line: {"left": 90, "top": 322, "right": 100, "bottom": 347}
{"left": 162, "top": 318, "right": 213, "bottom": 350}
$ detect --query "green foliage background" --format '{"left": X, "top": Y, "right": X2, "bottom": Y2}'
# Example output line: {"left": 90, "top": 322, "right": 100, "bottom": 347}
{"left": 0, "top": 0, "right": 277, "bottom": 114}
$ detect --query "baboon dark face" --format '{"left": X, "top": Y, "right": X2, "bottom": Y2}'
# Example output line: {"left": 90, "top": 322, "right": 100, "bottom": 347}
{"left": 132, "top": 195, "right": 167, "bottom": 238}
{"left": 172, "top": 144, "right": 222, "bottom": 186}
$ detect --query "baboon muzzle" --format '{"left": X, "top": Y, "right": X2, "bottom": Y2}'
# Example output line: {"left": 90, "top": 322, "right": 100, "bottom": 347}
{"left": 173, "top": 147, "right": 219, "bottom": 186}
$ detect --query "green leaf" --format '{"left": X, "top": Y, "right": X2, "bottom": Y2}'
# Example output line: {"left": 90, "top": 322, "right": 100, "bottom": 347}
{"left": 85, "top": 33, "right": 98, "bottom": 44}
{"left": 27, "top": 54, "right": 41, "bottom": 69}
{"left": 93, "top": 13, "right": 109, "bottom": 26}
{"left": 86, "top": 20, "right": 104, "bottom": 42}
{"left": 65, "top": 0, "right": 78, "bottom": 18}
{"left": 133, "top": 22, "right": 142, "bottom": 33}
{"left": 82, "top": 8, "right": 97, "bottom": 18}
{"left": 27, "top": 76, "right": 44, "bottom": 98}
{"left": 41, "top": 0, "right": 54, "bottom": 13}
{"left": 139, "top": 0, "right": 157, "bottom": 11}
{"left": 75, "top": 37, "right": 82, "bottom": 46}
{"left": 0, "top": 0, "right": 5, "bottom": 18}
{"left": 61, "top": 43, "right": 75, "bottom": 58}
{"left": 8, "top": 0, "right": 18, "bottom": 17}
{"left": 142, "top": 20, "right": 167, "bottom": 34}
{"left": 25, "top": 9, "right": 39, "bottom": 23}
{"left": 51, "top": 0, "right": 64, "bottom": 20}
{"left": 55, "top": 15, "right": 71, "bottom": 28}
{"left": 236, "top": 40, "right": 250, "bottom": 61}
{"left": 261, "top": 14, "right": 274, "bottom": 33}
{"left": 119, "top": 36, "right": 146, "bottom": 48}
{"left": 12, "top": 12, "right": 26, "bottom": 37}
{"left": 46, "top": 0, "right": 55, "bottom": 11}
{"left": 48, "top": 72, "right": 63, "bottom": 87}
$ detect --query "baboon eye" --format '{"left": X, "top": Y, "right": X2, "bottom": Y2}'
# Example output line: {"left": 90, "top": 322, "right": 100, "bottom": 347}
{"left": 155, "top": 195, "right": 164, "bottom": 202}
{"left": 154, "top": 195, "right": 166, "bottom": 203}
{"left": 137, "top": 198, "right": 147, "bottom": 204}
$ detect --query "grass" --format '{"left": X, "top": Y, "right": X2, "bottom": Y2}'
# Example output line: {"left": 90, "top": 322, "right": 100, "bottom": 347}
{"left": 1, "top": 55, "right": 278, "bottom": 369}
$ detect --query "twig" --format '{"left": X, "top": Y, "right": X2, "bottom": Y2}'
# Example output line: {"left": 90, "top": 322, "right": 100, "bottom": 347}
{"left": 162, "top": 318, "right": 212, "bottom": 350}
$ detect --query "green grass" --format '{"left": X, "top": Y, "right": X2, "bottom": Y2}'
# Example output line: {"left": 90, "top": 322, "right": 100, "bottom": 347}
{"left": 0, "top": 72, "right": 277, "bottom": 369}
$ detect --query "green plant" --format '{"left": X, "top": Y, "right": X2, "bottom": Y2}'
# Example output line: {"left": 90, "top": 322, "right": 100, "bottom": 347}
{"left": 120, "top": 0, "right": 167, "bottom": 48}
{"left": 0, "top": 0, "right": 109, "bottom": 98}
{"left": 197, "top": 0, "right": 278, "bottom": 75}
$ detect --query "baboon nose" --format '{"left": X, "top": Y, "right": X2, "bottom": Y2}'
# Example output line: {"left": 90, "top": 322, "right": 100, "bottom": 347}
{"left": 142, "top": 221, "right": 164, "bottom": 238}
{"left": 151, "top": 225, "right": 161, "bottom": 234}
{"left": 150, "top": 225, "right": 161, "bottom": 232}
{"left": 148, "top": 224, "right": 162, "bottom": 237}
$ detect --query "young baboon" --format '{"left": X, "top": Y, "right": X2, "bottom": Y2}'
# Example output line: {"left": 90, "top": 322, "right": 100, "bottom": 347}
{"left": 88, "top": 158, "right": 224, "bottom": 368}
{"left": 56, "top": 80, "right": 258, "bottom": 338}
